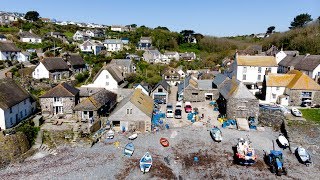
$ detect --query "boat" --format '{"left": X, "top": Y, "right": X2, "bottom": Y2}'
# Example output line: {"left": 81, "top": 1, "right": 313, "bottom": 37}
{"left": 160, "top": 138, "right": 169, "bottom": 147}
{"left": 277, "top": 134, "right": 289, "bottom": 148}
{"left": 140, "top": 152, "right": 152, "bottom": 173}
{"left": 295, "top": 146, "right": 311, "bottom": 165}
{"left": 128, "top": 133, "right": 138, "bottom": 140}
{"left": 106, "top": 130, "right": 114, "bottom": 139}
{"left": 123, "top": 142, "right": 134, "bottom": 157}
{"left": 235, "top": 138, "right": 257, "bottom": 165}
{"left": 291, "top": 108, "right": 302, "bottom": 117}
{"left": 210, "top": 127, "right": 222, "bottom": 142}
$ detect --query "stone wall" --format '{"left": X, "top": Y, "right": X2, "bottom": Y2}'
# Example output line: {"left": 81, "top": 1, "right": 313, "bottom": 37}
{"left": 226, "top": 98, "right": 259, "bottom": 120}
{"left": 184, "top": 89, "right": 219, "bottom": 102}
{"left": 289, "top": 90, "right": 320, "bottom": 106}
{"left": 39, "top": 97, "right": 76, "bottom": 115}
{"left": 258, "top": 108, "right": 286, "bottom": 130}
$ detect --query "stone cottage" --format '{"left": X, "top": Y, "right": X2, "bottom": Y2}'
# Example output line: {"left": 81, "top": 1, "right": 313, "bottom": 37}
{"left": 108, "top": 89, "right": 153, "bottom": 132}
{"left": 216, "top": 76, "right": 259, "bottom": 120}
{"left": 39, "top": 82, "right": 79, "bottom": 117}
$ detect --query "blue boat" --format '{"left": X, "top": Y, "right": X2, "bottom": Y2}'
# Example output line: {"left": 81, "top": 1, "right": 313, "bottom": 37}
{"left": 210, "top": 127, "right": 222, "bottom": 142}
{"left": 124, "top": 143, "right": 134, "bottom": 157}
{"left": 140, "top": 152, "right": 152, "bottom": 173}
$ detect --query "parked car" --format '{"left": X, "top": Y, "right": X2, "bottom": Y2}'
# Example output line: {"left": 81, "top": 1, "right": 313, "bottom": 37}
{"left": 174, "top": 109, "right": 182, "bottom": 119}
{"left": 176, "top": 102, "right": 182, "bottom": 109}
{"left": 166, "top": 103, "right": 173, "bottom": 110}
{"left": 184, "top": 101, "right": 192, "bottom": 113}
{"left": 291, "top": 108, "right": 302, "bottom": 117}
{"left": 166, "top": 109, "right": 174, "bottom": 118}
{"left": 154, "top": 99, "right": 164, "bottom": 104}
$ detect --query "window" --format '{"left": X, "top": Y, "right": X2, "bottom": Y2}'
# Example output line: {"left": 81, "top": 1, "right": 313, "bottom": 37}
{"left": 257, "top": 75, "right": 261, "bottom": 80}
{"left": 106, "top": 82, "right": 109, "bottom": 86}
{"left": 20, "top": 111, "right": 23, "bottom": 118}
{"left": 10, "top": 117, "right": 13, "bottom": 125}
{"left": 54, "top": 97, "right": 61, "bottom": 102}
{"left": 276, "top": 87, "right": 280, "bottom": 91}
{"left": 192, "top": 93, "right": 198, "bottom": 95}
{"left": 24, "top": 100, "right": 26, "bottom": 104}
{"left": 158, "top": 88, "right": 163, "bottom": 92}
{"left": 258, "top": 67, "right": 262, "bottom": 73}
{"left": 10, "top": 107, "right": 12, "bottom": 113}
{"left": 243, "top": 67, "right": 247, "bottom": 73}
{"left": 25, "top": 109, "right": 27, "bottom": 116}
{"left": 272, "top": 94, "right": 276, "bottom": 99}
{"left": 126, "top": 108, "right": 132, "bottom": 114}
{"left": 106, "top": 75, "right": 109, "bottom": 79}
{"left": 243, "top": 74, "right": 246, "bottom": 80}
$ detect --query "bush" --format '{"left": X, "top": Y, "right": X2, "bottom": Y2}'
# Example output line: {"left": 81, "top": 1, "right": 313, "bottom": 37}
{"left": 16, "top": 122, "right": 40, "bottom": 146}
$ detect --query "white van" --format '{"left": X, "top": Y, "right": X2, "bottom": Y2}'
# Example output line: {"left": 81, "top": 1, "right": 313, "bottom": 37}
{"left": 166, "top": 109, "right": 174, "bottom": 118}
{"left": 176, "top": 102, "right": 182, "bottom": 109}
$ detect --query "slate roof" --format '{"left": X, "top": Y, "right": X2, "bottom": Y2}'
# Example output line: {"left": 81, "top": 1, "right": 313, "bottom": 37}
{"left": 178, "top": 75, "right": 191, "bottom": 94}
{"left": 67, "top": 54, "right": 85, "bottom": 66}
{"left": 19, "top": 31, "right": 40, "bottom": 38}
{"left": 278, "top": 55, "right": 304, "bottom": 67}
{"left": 219, "top": 78, "right": 256, "bottom": 100}
{"left": 110, "top": 88, "right": 153, "bottom": 118}
{"left": 41, "top": 57, "right": 69, "bottom": 71}
{"left": 133, "top": 82, "right": 150, "bottom": 92}
{"left": 110, "top": 59, "right": 132, "bottom": 68}
{"left": 237, "top": 56, "right": 277, "bottom": 67}
{"left": 197, "top": 80, "right": 214, "bottom": 90}
{"left": 77, "top": 87, "right": 105, "bottom": 97}
{"left": 81, "top": 40, "right": 104, "bottom": 47}
{"left": 294, "top": 55, "right": 320, "bottom": 71}
{"left": 0, "top": 42, "right": 20, "bottom": 52}
{"left": 213, "top": 73, "right": 229, "bottom": 88}
{"left": 104, "top": 39, "right": 122, "bottom": 44}
{"left": 0, "top": 78, "right": 32, "bottom": 109}
{"left": 152, "top": 79, "right": 170, "bottom": 92}
{"left": 74, "top": 89, "right": 117, "bottom": 111}
{"left": 92, "top": 64, "right": 125, "bottom": 83}
{"left": 40, "top": 82, "right": 79, "bottom": 98}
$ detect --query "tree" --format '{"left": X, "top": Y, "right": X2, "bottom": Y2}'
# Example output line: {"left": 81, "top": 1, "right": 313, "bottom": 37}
{"left": 24, "top": 11, "right": 40, "bottom": 22}
{"left": 155, "top": 26, "right": 169, "bottom": 31}
{"left": 180, "top": 30, "right": 195, "bottom": 43}
{"left": 289, "top": 13, "right": 313, "bottom": 29}
{"left": 266, "top": 26, "right": 275, "bottom": 34}
{"left": 318, "top": 16, "right": 320, "bottom": 24}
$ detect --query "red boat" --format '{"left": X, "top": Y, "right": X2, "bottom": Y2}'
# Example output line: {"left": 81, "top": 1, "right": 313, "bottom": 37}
{"left": 160, "top": 138, "right": 169, "bottom": 147}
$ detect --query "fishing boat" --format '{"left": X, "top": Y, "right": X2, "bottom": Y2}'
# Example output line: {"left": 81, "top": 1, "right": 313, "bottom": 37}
{"left": 277, "top": 134, "right": 289, "bottom": 148}
{"left": 128, "top": 133, "right": 138, "bottom": 140}
{"left": 123, "top": 142, "right": 134, "bottom": 157}
{"left": 140, "top": 152, "right": 152, "bottom": 173}
{"left": 295, "top": 146, "right": 311, "bottom": 165}
{"left": 160, "top": 138, "right": 169, "bottom": 147}
{"left": 106, "top": 130, "right": 114, "bottom": 139}
{"left": 235, "top": 138, "right": 257, "bottom": 165}
{"left": 210, "top": 127, "right": 222, "bottom": 142}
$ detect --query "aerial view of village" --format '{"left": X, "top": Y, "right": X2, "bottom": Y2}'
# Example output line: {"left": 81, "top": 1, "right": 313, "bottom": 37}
{"left": 0, "top": 1, "right": 319, "bottom": 179}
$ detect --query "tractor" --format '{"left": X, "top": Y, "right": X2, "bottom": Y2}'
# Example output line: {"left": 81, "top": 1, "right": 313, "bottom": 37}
{"left": 265, "top": 150, "right": 287, "bottom": 176}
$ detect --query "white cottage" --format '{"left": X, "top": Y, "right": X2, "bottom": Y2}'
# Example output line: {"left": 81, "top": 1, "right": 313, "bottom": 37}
{"left": 32, "top": 57, "right": 70, "bottom": 80}
{"left": 0, "top": 41, "right": 21, "bottom": 61}
{"left": 19, "top": 30, "right": 42, "bottom": 44}
{"left": 79, "top": 40, "right": 105, "bottom": 55}
{"left": 0, "top": 78, "right": 36, "bottom": 130}
{"left": 103, "top": 39, "right": 123, "bottom": 52}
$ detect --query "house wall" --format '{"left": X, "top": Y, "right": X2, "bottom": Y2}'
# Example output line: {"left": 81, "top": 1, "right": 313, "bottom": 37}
{"left": 40, "top": 97, "right": 76, "bottom": 115}
{"left": 184, "top": 89, "right": 219, "bottom": 102}
{"left": 151, "top": 85, "right": 169, "bottom": 102}
{"left": 236, "top": 65, "right": 277, "bottom": 85}
{"left": 32, "top": 62, "right": 49, "bottom": 79}
{"left": 89, "top": 70, "right": 119, "bottom": 90}
{"left": 108, "top": 101, "right": 151, "bottom": 132}
{"left": 226, "top": 98, "right": 259, "bottom": 120}
{"left": 276, "top": 51, "right": 287, "bottom": 64}
{"left": 49, "top": 71, "right": 70, "bottom": 80}
{"left": 287, "top": 90, "right": 320, "bottom": 106}
{"left": 0, "top": 51, "right": 19, "bottom": 60}
{"left": 0, "top": 98, "right": 35, "bottom": 130}
{"left": 17, "top": 53, "right": 30, "bottom": 62}
{"left": 21, "top": 37, "right": 42, "bottom": 43}
{"left": 105, "top": 43, "right": 123, "bottom": 52}
{"left": 312, "top": 65, "right": 320, "bottom": 79}
{"left": 265, "top": 86, "right": 286, "bottom": 103}
{"left": 135, "top": 85, "right": 149, "bottom": 96}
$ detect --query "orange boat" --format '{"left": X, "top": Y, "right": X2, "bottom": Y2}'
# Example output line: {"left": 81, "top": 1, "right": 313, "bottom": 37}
{"left": 160, "top": 138, "right": 169, "bottom": 147}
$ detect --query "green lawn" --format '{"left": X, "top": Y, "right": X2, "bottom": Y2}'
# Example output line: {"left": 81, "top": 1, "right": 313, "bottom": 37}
{"left": 299, "top": 109, "right": 320, "bottom": 124}
{"left": 64, "top": 32, "right": 74, "bottom": 38}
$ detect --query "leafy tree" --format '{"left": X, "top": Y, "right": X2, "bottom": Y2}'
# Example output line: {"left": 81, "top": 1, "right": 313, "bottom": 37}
{"left": 266, "top": 26, "right": 275, "bottom": 34}
{"left": 180, "top": 30, "right": 195, "bottom": 43}
{"left": 24, "top": 11, "right": 40, "bottom": 22}
{"left": 289, "top": 13, "right": 313, "bottom": 29}
{"left": 155, "top": 26, "right": 169, "bottom": 31}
